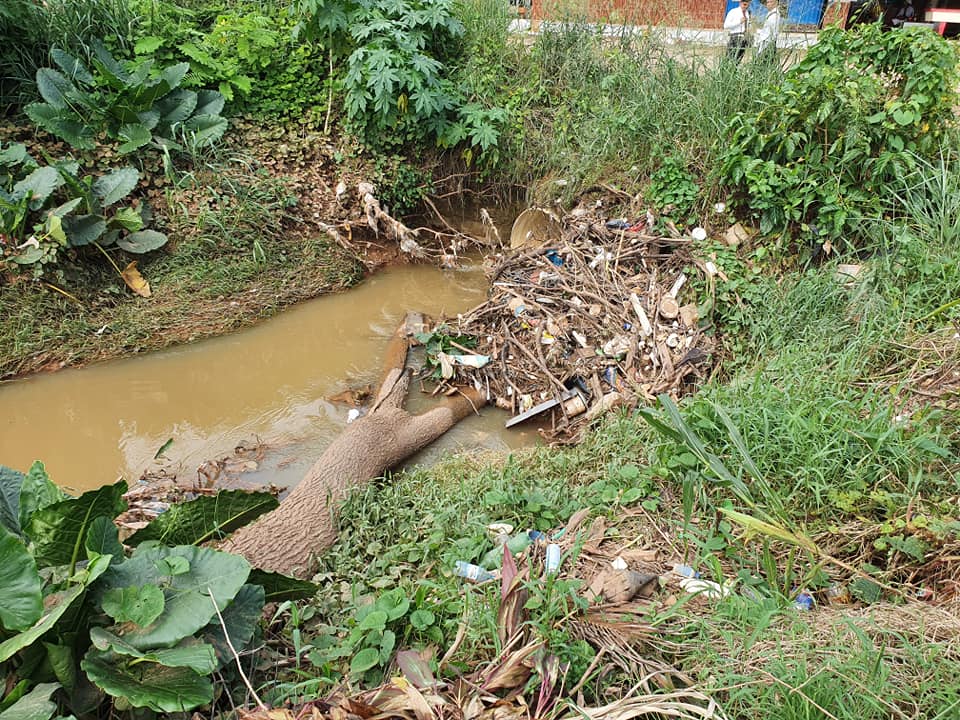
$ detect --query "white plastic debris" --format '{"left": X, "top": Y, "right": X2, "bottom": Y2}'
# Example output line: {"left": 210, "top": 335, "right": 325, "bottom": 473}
{"left": 611, "top": 556, "right": 628, "bottom": 570}
{"left": 691, "top": 227, "right": 708, "bottom": 241}
{"left": 347, "top": 408, "right": 361, "bottom": 424}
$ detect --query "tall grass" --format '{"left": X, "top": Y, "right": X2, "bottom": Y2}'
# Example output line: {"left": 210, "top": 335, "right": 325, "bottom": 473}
{"left": 452, "top": 3, "right": 786, "bottom": 201}
{"left": 0, "top": 0, "right": 137, "bottom": 111}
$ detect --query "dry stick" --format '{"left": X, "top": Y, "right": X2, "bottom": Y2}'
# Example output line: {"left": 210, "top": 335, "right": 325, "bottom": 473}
{"left": 207, "top": 588, "right": 268, "bottom": 713}
{"left": 509, "top": 333, "right": 567, "bottom": 395}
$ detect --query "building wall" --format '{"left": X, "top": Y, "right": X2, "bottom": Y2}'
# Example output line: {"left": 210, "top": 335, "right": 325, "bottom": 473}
{"left": 531, "top": 0, "right": 727, "bottom": 28}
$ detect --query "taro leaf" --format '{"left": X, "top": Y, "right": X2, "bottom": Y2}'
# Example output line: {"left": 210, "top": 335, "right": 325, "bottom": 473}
{"left": 51, "top": 49, "right": 94, "bottom": 86}
{"left": 0, "top": 525, "right": 43, "bottom": 631}
{"left": 108, "top": 207, "right": 143, "bottom": 233}
{"left": 0, "top": 584, "right": 84, "bottom": 663}
{"left": 0, "top": 465, "right": 25, "bottom": 534}
{"left": 0, "top": 682, "right": 60, "bottom": 720}
{"left": 26, "top": 480, "right": 127, "bottom": 570}
{"left": 44, "top": 643, "right": 78, "bottom": 697}
{"left": 62, "top": 215, "right": 106, "bottom": 247}
{"left": 200, "top": 583, "right": 264, "bottom": 669}
{"left": 101, "top": 585, "right": 165, "bottom": 627}
{"left": 120, "top": 261, "right": 151, "bottom": 298}
{"left": 35, "top": 67, "right": 77, "bottom": 109}
{"left": 91, "top": 41, "right": 129, "bottom": 87}
{"left": 47, "top": 197, "right": 83, "bottom": 219}
{"left": 12, "top": 166, "right": 63, "bottom": 207}
{"left": 92, "top": 167, "right": 138, "bottom": 207}
{"left": 193, "top": 90, "right": 225, "bottom": 118}
{"left": 0, "top": 142, "right": 28, "bottom": 166}
{"left": 182, "top": 115, "right": 228, "bottom": 147}
{"left": 246, "top": 569, "right": 318, "bottom": 602}
{"left": 159, "top": 62, "right": 189, "bottom": 91}
{"left": 350, "top": 647, "right": 381, "bottom": 675}
{"left": 89, "top": 628, "right": 216, "bottom": 674}
{"left": 154, "top": 89, "right": 197, "bottom": 128}
{"left": 85, "top": 516, "right": 123, "bottom": 560}
{"left": 24, "top": 104, "right": 96, "bottom": 150}
{"left": 12, "top": 245, "right": 44, "bottom": 265}
{"left": 116, "top": 124, "right": 151, "bottom": 154}
{"left": 81, "top": 649, "right": 213, "bottom": 713}
{"left": 127, "top": 490, "right": 279, "bottom": 547}
{"left": 116, "top": 229, "right": 167, "bottom": 254}
{"left": 95, "top": 545, "right": 249, "bottom": 650}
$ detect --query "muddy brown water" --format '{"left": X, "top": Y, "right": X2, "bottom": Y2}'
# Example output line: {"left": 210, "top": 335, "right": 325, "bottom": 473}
{"left": 0, "top": 261, "right": 538, "bottom": 493}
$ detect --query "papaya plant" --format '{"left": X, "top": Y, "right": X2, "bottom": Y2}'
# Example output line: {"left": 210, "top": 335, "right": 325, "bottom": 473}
{"left": 0, "top": 461, "right": 314, "bottom": 717}
{"left": 1, "top": 142, "right": 167, "bottom": 277}
{"left": 25, "top": 43, "right": 227, "bottom": 154}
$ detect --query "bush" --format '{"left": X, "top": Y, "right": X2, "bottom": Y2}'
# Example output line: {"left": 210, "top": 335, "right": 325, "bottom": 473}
{"left": 720, "top": 24, "right": 960, "bottom": 246}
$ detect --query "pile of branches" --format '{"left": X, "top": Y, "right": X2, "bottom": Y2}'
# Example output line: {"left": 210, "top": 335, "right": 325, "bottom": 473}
{"left": 425, "top": 207, "right": 716, "bottom": 439}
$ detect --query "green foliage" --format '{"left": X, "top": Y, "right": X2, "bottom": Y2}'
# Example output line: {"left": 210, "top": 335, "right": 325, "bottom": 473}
{"left": 0, "top": 0, "right": 136, "bottom": 111}
{"left": 0, "top": 460, "right": 304, "bottom": 717}
{"left": 647, "top": 156, "right": 700, "bottom": 227}
{"left": 296, "top": 0, "right": 506, "bottom": 152}
{"left": 1, "top": 142, "right": 167, "bottom": 277}
{"left": 125, "top": 489, "right": 279, "bottom": 546}
{"left": 721, "top": 25, "right": 960, "bottom": 245}
{"left": 25, "top": 43, "right": 227, "bottom": 154}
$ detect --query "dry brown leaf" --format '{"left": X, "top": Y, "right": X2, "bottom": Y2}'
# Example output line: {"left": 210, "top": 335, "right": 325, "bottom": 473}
{"left": 121, "top": 260, "right": 151, "bottom": 297}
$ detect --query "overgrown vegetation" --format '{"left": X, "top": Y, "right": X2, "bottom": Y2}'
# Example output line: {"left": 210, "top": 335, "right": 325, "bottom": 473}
{"left": 2, "top": 1, "right": 960, "bottom": 718}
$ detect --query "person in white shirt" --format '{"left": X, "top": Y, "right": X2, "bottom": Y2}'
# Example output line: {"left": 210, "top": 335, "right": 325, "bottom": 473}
{"left": 754, "top": 0, "right": 781, "bottom": 62}
{"left": 724, "top": 0, "right": 751, "bottom": 63}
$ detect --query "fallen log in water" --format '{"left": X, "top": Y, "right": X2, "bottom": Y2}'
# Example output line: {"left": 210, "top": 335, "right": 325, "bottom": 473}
{"left": 222, "top": 312, "right": 485, "bottom": 577}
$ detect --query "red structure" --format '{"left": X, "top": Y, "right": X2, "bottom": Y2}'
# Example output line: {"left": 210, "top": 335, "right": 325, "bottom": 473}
{"left": 530, "top": 0, "right": 728, "bottom": 28}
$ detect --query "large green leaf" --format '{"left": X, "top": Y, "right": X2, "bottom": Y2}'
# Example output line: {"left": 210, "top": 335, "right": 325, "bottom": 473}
{"left": 62, "top": 215, "right": 106, "bottom": 247}
{"left": 127, "top": 490, "right": 278, "bottom": 547}
{"left": 26, "top": 481, "right": 127, "bottom": 570}
{"left": 193, "top": 90, "right": 224, "bottom": 117}
{"left": 24, "top": 104, "right": 96, "bottom": 150}
{"left": 116, "top": 229, "right": 167, "bottom": 253}
{"left": 89, "top": 629, "right": 216, "bottom": 674}
{"left": 153, "top": 89, "right": 197, "bottom": 128}
{"left": 201, "top": 583, "right": 264, "bottom": 669}
{"left": 0, "top": 465, "right": 25, "bottom": 535}
{"left": 182, "top": 115, "right": 227, "bottom": 147}
{"left": 18, "top": 462, "right": 66, "bottom": 539}
{"left": 0, "top": 525, "right": 42, "bottom": 631}
{"left": 81, "top": 649, "right": 213, "bottom": 713}
{"left": 101, "top": 585, "right": 165, "bottom": 627}
{"left": 96, "top": 545, "right": 249, "bottom": 649}
{"left": 84, "top": 516, "right": 123, "bottom": 560}
{"left": 0, "top": 585, "right": 84, "bottom": 663}
{"left": 247, "top": 569, "right": 318, "bottom": 602}
{"left": 0, "top": 682, "right": 60, "bottom": 720}
{"left": 12, "top": 166, "right": 63, "bottom": 207}
{"left": 50, "top": 49, "right": 94, "bottom": 86}
{"left": 35, "top": 68, "right": 76, "bottom": 109}
{"left": 116, "top": 124, "right": 151, "bottom": 154}
{"left": 92, "top": 168, "right": 138, "bottom": 207}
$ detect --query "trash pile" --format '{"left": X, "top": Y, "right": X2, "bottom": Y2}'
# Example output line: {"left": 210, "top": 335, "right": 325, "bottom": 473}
{"left": 425, "top": 206, "right": 716, "bottom": 439}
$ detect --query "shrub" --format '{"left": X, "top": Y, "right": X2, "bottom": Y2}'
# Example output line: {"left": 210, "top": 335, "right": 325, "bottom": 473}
{"left": 720, "top": 25, "right": 960, "bottom": 246}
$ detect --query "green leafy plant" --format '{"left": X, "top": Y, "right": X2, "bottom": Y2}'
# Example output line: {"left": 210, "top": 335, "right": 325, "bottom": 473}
{"left": 295, "top": 0, "right": 504, "bottom": 150}
{"left": 721, "top": 24, "right": 960, "bottom": 246}
{"left": 648, "top": 156, "right": 700, "bottom": 227}
{"left": 1, "top": 142, "right": 167, "bottom": 276}
{"left": 25, "top": 43, "right": 227, "bottom": 154}
{"left": 0, "top": 460, "right": 311, "bottom": 717}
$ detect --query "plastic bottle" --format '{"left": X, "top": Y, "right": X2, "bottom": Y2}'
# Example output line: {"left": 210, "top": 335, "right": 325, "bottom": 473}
{"left": 672, "top": 563, "right": 700, "bottom": 579}
{"left": 545, "top": 543, "right": 562, "bottom": 574}
{"left": 454, "top": 561, "right": 495, "bottom": 583}
{"left": 793, "top": 591, "right": 815, "bottom": 611}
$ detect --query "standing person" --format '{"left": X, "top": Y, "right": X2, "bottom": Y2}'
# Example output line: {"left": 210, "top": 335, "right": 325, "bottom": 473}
{"left": 754, "top": 0, "right": 781, "bottom": 63}
{"left": 724, "top": 0, "right": 752, "bottom": 63}
{"left": 891, "top": 0, "right": 916, "bottom": 27}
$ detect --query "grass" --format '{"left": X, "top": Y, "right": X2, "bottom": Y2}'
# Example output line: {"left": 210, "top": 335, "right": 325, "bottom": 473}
{"left": 271, "top": 147, "right": 960, "bottom": 718}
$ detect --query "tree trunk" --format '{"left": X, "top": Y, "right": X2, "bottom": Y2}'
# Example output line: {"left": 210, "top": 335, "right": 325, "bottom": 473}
{"left": 221, "top": 314, "right": 485, "bottom": 577}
